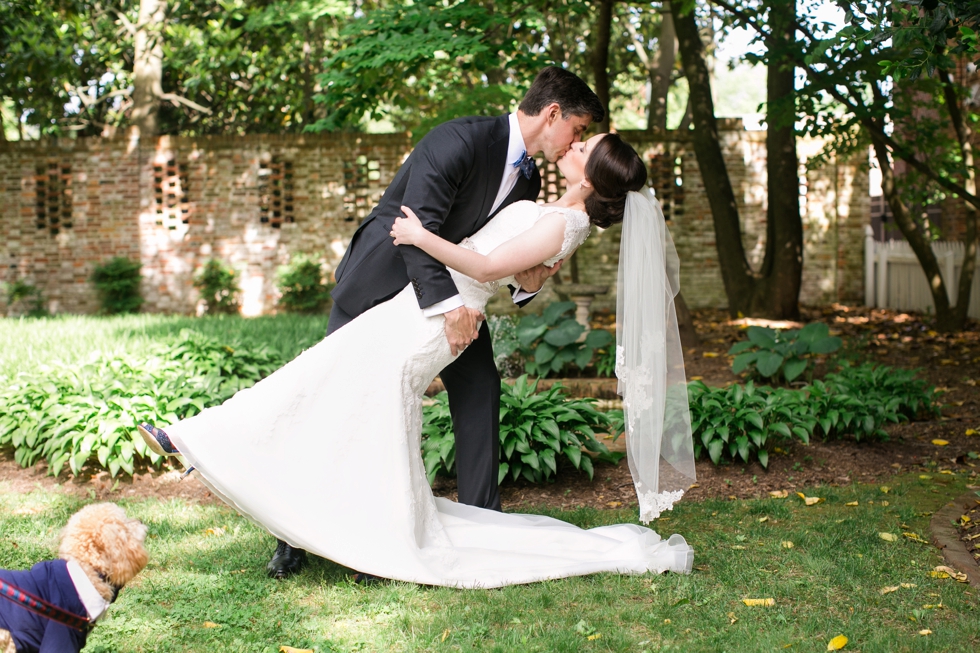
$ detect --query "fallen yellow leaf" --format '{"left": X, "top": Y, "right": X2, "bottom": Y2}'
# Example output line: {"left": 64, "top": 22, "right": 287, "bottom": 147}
{"left": 879, "top": 532, "right": 898, "bottom": 542}
{"left": 932, "top": 439, "right": 949, "bottom": 446}
{"left": 732, "top": 545, "right": 747, "bottom": 550}
{"left": 880, "top": 586, "right": 899, "bottom": 595}
{"left": 903, "top": 532, "right": 930, "bottom": 544}
{"left": 442, "top": 629, "right": 450, "bottom": 642}
{"left": 587, "top": 634, "right": 602, "bottom": 641}
{"left": 606, "top": 501, "right": 622, "bottom": 508}
{"left": 770, "top": 490, "right": 789, "bottom": 499}
{"left": 881, "top": 501, "right": 890, "bottom": 507}
{"left": 827, "top": 634, "right": 848, "bottom": 650}
{"left": 929, "top": 570, "right": 950, "bottom": 579}
{"left": 280, "top": 648, "right": 314, "bottom": 653}
{"left": 781, "top": 541, "right": 794, "bottom": 549}
{"left": 742, "top": 598, "right": 775, "bottom": 607}
{"left": 966, "top": 429, "right": 978, "bottom": 436}
{"left": 919, "top": 475, "right": 932, "bottom": 480}
{"left": 845, "top": 501, "right": 859, "bottom": 506}
{"left": 758, "top": 516, "right": 769, "bottom": 523}
{"left": 703, "top": 352, "right": 720, "bottom": 358}
{"left": 940, "top": 470, "right": 954, "bottom": 475}
{"left": 727, "top": 612, "right": 737, "bottom": 625}
{"left": 923, "top": 603, "right": 944, "bottom": 609}
{"left": 919, "top": 630, "right": 932, "bottom": 636}
{"left": 203, "top": 622, "right": 220, "bottom": 628}
{"left": 933, "top": 565, "right": 968, "bottom": 582}
{"left": 901, "top": 583, "right": 917, "bottom": 589}
{"left": 688, "top": 483, "right": 700, "bottom": 489}
{"left": 796, "top": 492, "right": 825, "bottom": 506}
{"left": 961, "top": 515, "right": 972, "bottom": 524}
{"left": 880, "top": 486, "right": 891, "bottom": 494}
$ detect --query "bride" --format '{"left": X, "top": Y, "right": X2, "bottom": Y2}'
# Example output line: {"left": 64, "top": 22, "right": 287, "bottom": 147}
{"left": 138, "top": 132, "right": 697, "bottom": 588}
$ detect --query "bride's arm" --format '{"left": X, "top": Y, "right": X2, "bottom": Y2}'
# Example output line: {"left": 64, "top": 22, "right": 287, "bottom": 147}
{"left": 392, "top": 206, "right": 565, "bottom": 283}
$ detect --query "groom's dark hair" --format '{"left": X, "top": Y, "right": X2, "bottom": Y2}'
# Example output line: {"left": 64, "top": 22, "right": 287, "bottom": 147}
{"left": 519, "top": 67, "right": 604, "bottom": 123}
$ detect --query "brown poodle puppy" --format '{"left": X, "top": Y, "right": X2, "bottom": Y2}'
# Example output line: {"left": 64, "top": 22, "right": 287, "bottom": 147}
{"left": 0, "top": 503, "right": 148, "bottom": 653}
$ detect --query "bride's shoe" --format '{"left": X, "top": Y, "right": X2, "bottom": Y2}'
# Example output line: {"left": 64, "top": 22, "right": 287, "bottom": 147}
{"left": 138, "top": 423, "right": 179, "bottom": 456}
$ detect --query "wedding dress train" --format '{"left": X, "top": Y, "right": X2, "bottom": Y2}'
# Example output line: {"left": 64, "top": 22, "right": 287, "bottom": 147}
{"left": 165, "top": 200, "right": 693, "bottom": 588}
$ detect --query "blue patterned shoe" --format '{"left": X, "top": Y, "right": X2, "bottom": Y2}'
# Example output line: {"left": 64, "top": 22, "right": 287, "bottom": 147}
{"left": 137, "top": 423, "right": 179, "bottom": 456}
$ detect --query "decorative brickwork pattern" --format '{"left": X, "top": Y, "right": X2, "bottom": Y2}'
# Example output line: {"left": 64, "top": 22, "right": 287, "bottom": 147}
{"left": 35, "top": 161, "right": 73, "bottom": 235}
{"left": 1, "top": 125, "right": 869, "bottom": 317}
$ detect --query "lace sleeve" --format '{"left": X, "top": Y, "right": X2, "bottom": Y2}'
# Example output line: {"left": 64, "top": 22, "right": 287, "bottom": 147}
{"left": 542, "top": 208, "right": 591, "bottom": 267}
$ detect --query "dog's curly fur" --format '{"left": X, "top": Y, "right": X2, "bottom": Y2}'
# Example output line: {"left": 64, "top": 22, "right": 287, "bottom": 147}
{"left": 0, "top": 503, "right": 148, "bottom": 652}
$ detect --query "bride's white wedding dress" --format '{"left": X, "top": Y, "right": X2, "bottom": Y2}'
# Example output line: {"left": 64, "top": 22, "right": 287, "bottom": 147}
{"left": 165, "top": 200, "right": 693, "bottom": 588}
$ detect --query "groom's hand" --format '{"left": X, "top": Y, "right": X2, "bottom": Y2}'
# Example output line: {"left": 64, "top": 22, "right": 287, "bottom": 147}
{"left": 515, "top": 259, "right": 564, "bottom": 293}
{"left": 444, "top": 306, "right": 485, "bottom": 356}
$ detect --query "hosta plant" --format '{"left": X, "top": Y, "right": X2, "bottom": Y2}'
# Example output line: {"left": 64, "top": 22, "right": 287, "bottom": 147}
{"left": 0, "top": 330, "right": 282, "bottom": 477}
{"left": 729, "top": 323, "right": 842, "bottom": 383}
{"left": 687, "top": 380, "right": 814, "bottom": 468}
{"left": 421, "top": 375, "right": 623, "bottom": 485}
{"left": 516, "top": 301, "right": 613, "bottom": 377}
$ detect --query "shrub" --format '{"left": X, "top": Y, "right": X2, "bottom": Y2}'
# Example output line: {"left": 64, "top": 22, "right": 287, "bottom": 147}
{"left": 729, "top": 323, "right": 842, "bottom": 383}
{"left": 516, "top": 301, "right": 613, "bottom": 377}
{"left": 0, "top": 330, "right": 282, "bottom": 477}
{"left": 688, "top": 363, "right": 939, "bottom": 467}
{"left": 91, "top": 257, "right": 143, "bottom": 314}
{"left": 193, "top": 259, "right": 239, "bottom": 314}
{"left": 276, "top": 253, "right": 333, "bottom": 314}
{"left": 3, "top": 279, "right": 47, "bottom": 317}
{"left": 421, "top": 375, "right": 623, "bottom": 485}
{"left": 689, "top": 381, "right": 814, "bottom": 468}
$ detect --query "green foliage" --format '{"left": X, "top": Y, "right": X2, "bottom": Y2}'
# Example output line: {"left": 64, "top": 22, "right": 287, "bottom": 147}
{"left": 276, "top": 253, "right": 333, "bottom": 314}
{"left": 688, "top": 381, "right": 812, "bottom": 469}
{"left": 2, "top": 279, "right": 47, "bottom": 317}
{"left": 0, "top": 330, "right": 283, "bottom": 478}
{"left": 516, "top": 302, "right": 614, "bottom": 378}
{"left": 312, "top": 0, "right": 539, "bottom": 135}
{"left": 689, "top": 364, "right": 939, "bottom": 468}
{"left": 91, "top": 257, "right": 143, "bottom": 315}
{"left": 193, "top": 259, "right": 239, "bottom": 315}
{"left": 729, "top": 323, "right": 842, "bottom": 384}
{"left": 421, "top": 375, "right": 623, "bottom": 486}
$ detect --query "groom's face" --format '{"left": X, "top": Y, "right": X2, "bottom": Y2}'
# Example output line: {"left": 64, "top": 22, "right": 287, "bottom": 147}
{"left": 539, "top": 104, "right": 592, "bottom": 163}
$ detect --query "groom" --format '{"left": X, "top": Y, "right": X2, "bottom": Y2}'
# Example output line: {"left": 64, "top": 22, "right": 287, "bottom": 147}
{"left": 267, "top": 66, "right": 604, "bottom": 578}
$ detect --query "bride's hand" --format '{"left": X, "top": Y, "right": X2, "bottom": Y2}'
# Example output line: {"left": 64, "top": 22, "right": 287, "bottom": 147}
{"left": 391, "top": 206, "right": 427, "bottom": 246}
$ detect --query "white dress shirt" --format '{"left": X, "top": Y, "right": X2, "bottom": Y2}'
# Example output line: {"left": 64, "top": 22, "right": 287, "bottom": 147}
{"left": 422, "top": 113, "right": 539, "bottom": 317}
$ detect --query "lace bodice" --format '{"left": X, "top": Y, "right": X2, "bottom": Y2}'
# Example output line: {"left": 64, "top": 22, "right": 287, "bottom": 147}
{"left": 451, "top": 201, "right": 591, "bottom": 309}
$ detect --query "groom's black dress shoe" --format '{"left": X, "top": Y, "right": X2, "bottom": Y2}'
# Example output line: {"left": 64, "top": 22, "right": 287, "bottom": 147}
{"left": 267, "top": 539, "right": 307, "bottom": 579}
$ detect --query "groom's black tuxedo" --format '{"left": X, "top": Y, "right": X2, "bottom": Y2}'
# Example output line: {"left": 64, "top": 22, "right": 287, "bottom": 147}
{"left": 328, "top": 114, "right": 542, "bottom": 512}
{"left": 332, "top": 114, "right": 541, "bottom": 316}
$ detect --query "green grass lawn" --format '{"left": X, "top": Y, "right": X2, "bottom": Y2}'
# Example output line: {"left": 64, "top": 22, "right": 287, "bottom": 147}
{"left": 0, "top": 314, "right": 329, "bottom": 379}
{"left": 2, "top": 473, "right": 977, "bottom": 653}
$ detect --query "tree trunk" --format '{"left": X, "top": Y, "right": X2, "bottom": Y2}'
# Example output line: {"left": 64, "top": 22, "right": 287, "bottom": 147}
{"left": 649, "top": 10, "right": 676, "bottom": 132}
{"left": 871, "top": 137, "right": 956, "bottom": 327}
{"left": 756, "top": 0, "right": 802, "bottom": 318}
{"left": 0, "top": 107, "right": 6, "bottom": 142}
{"left": 591, "top": 0, "right": 614, "bottom": 133}
{"left": 672, "top": 0, "right": 755, "bottom": 308}
{"left": 672, "top": 0, "right": 802, "bottom": 319}
{"left": 939, "top": 68, "right": 978, "bottom": 330}
{"left": 131, "top": 0, "right": 166, "bottom": 138}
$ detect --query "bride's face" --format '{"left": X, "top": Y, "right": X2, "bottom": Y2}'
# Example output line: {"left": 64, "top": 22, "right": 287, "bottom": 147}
{"left": 557, "top": 133, "right": 606, "bottom": 187}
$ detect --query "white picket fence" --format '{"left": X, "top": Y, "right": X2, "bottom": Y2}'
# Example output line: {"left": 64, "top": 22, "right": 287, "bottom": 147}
{"left": 864, "top": 226, "right": 980, "bottom": 318}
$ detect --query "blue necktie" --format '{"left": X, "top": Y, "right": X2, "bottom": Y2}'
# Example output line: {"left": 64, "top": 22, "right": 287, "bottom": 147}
{"left": 512, "top": 149, "right": 535, "bottom": 180}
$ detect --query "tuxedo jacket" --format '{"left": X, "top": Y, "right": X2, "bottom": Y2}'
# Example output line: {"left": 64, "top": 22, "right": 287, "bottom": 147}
{"left": 0, "top": 560, "right": 88, "bottom": 653}
{"left": 331, "top": 114, "right": 542, "bottom": 317}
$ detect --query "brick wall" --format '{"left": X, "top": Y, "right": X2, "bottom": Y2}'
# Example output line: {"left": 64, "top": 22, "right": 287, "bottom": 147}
{"left": 1, "top": 125, "right": 868, "bottom": 317}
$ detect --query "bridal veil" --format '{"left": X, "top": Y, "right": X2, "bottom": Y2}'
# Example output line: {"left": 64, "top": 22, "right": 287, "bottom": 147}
{"left": 616, "top": 187, "right": 697, "bottom": 523}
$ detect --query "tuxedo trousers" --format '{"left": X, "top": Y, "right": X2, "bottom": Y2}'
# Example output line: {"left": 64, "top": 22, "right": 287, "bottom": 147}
{"left": 327, "top": 301, "right": 502, "bottom": 511}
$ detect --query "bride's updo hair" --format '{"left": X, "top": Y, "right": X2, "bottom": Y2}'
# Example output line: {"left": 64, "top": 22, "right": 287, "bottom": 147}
{"left": 584, "top": 133, "right": 647, "bottom": 229}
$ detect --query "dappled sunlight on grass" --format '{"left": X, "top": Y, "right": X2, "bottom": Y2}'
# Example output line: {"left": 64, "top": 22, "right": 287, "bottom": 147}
{"left": 2, "top": 474, "right": 978, "bottom": 652}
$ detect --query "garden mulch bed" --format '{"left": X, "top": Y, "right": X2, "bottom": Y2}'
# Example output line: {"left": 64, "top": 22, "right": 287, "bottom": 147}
{"left": 2, "top": 305, "right": 978, "bottom": 516}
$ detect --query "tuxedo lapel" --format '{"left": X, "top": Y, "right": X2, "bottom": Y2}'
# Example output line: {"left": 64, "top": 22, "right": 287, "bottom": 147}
{"left": 477, "top": 115, "right": 512, "bottom": 227}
